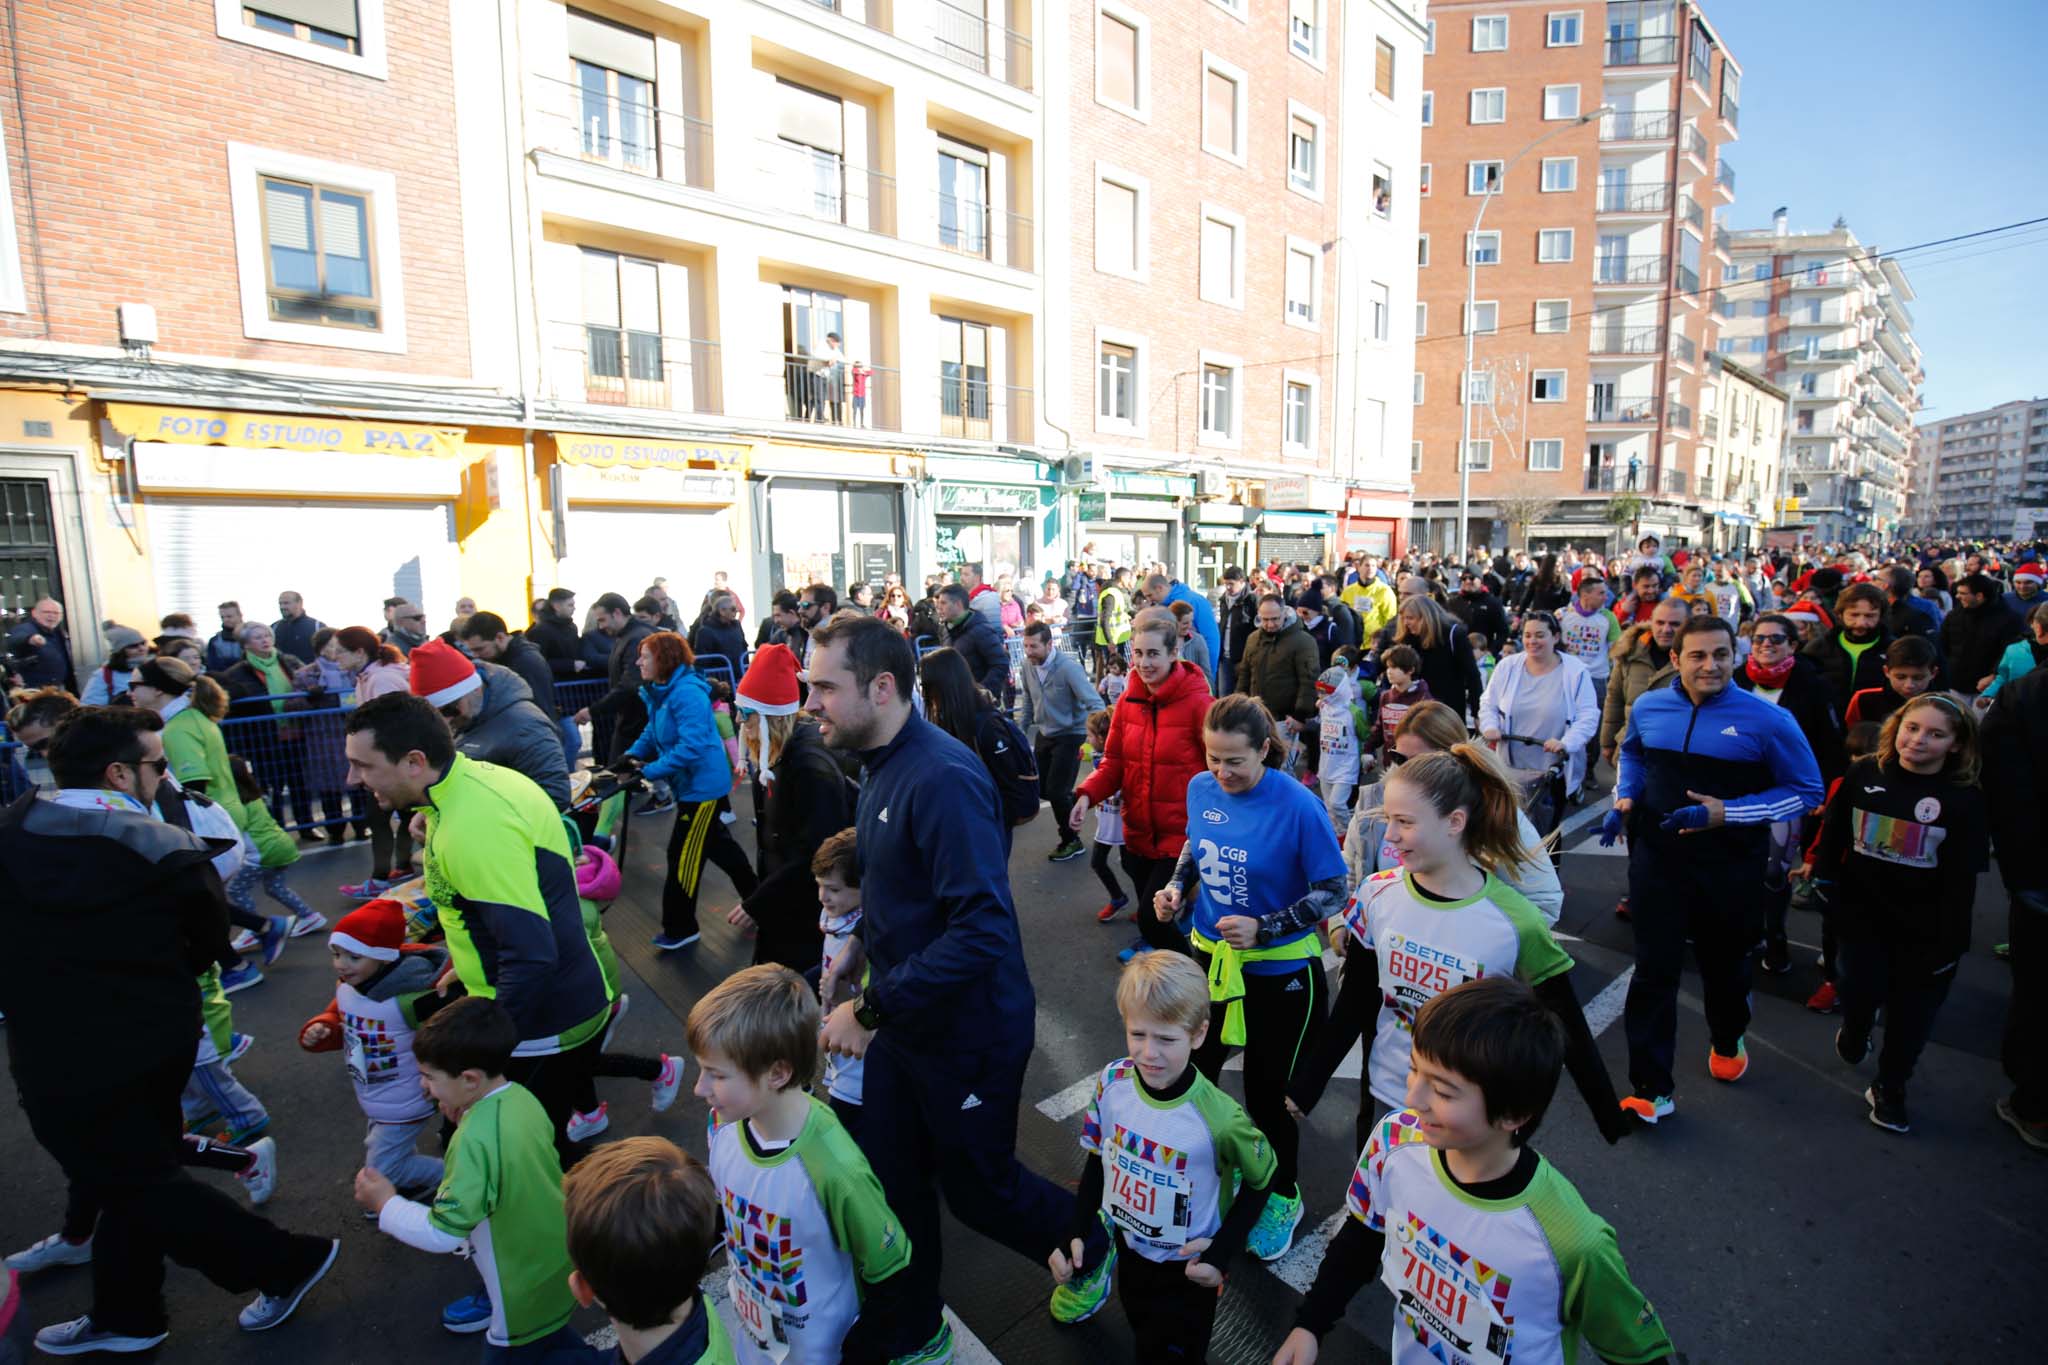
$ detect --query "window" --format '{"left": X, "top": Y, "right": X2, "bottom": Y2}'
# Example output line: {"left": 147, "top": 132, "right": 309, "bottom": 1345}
{"left": 1199, "top": 205, "right": 1245, "bottom": 307}
{"left": 1414, "top": 373, "right": 1425, "bottom": 404}
{"left": 1415, "top": 302, "right": 1428, "bottom": 336}
{"left": 1472, "top": 15, "right": 1507, "bottom": 51}
{"left": 0, "top": 109, "right": 24, "bottom": 312}
{"left": 1543, "top": 84, "right": 1580, "bottom": 120}
{"left": 1537, "top": 228, "right": 1574, "bottom": 262}
{"left": 1289, "top": 0, "right": 1323, "bottom": 62}
{"left": 1420, "top": 91, "right": 1433, "bottom": 126}
{"left": 1370, "top": 281, "right": 1390, "bottom": 341}
{"left": 228, "top": 143, "right": 405, "bottom": 352}
{"left": 1284, "top": 242, "right": 1317, "bottom": 326}
{"left": 1799, "top": 373, "right": 1818, "bottom": 396}
{"left": 1534, "top": 298, "right": 1570, "bottom": 332}
{"left": 1375, "top": 38, "right": 1395, "bottom": 98}
{"left": 1096, "top": 6, "right": 1145, "bottom": 115}
{"left": 936, "top": 138, "right": 991, "bottom": 257}
{"left": 1532, "top": 370, "right": 1566, "bottom": 402}
{"left": 1750, "top": 299, "right": 1770, "bottom": 318}
{"left": 1412, "top": 440, "right": 1424, "bottom": 472}
{"left": 1288, "top": 109, "right": 1322, "bottom": 195}
{"left": 219, "top": 0, "right": 386, "bottom": 78}
{"left": 1417, "top": 234, "right": 1430, "bottom": 266}
{"left": 1465, "top": 301, "right": 1499, "bottom": 334}
{"left": 1200, "top": 365, "right": 1234, "bottom": 439}
{"left": 569, "top": 10, "right": 657, "bottom": 173}
{"left": 1466, "top": 231, "right": 1501, "bottom": 265}
{"left": 1468, "top": 160, "right": 1503, "bottom": 194}
{"left": 1547, "top": 11, "right": 1582, "bottom": 46}
{"left": 1528, "top": 438, "right": 1565, "bottom": 470}
{"left": 1095, "top": 169, "right": 1146, "bottom": 279}
{"left": 1415, "top": 163, "right": 1429, "bottom": 198}
{"left": 1202, "top": 56, "right": 1247, "bottom": 162}
{"left": 1098, "top": 339, "right": 1137, "bottom": 426}
{"left": 1425, "top": 19, "right": 1435, "bottom": 55}
{"left": 579, "top": 247, "right": 662, "bottom": 402}
{"left": 1470, "top": 88, "right": 1506, "bottom": 124}
{"left": 1284, "top": 378, "right": 1314, "bottom": 450}
{"left": 1540, "top": 157, "right": 1577, "bottom": 191}
{"left": 1462, "top": 439, "right": 1493, "bottom": 471}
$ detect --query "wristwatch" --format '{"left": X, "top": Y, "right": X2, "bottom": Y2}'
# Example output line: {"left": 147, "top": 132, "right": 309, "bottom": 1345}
{"left": 854, "top": 999, "right": 885, "bottom": 1031}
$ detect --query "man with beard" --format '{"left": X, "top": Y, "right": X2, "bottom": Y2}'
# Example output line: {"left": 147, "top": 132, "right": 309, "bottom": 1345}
{"left": 1801, "top": 582, "right": 1893, "bottom": 715}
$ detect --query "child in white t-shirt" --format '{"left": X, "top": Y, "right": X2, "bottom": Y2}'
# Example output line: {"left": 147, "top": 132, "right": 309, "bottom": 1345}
{"left": 811, "top": 828, "right": 866, "bottom": 1138}
{"left": 1083, "top": 708, "right": 1131, "bottom": 924}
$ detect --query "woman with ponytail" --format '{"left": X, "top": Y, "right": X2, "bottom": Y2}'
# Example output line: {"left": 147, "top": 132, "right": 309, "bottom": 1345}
{"left": 1151, "top": 692, "right": 1346, "bottom": 1262}
{"left": 1288, "top": 743, "right": 1627, "bottom": 1151}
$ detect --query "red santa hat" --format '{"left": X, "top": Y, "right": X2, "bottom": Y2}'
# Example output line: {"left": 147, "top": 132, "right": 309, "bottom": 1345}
{"left": 329, "top": 899, "right": 406, "bottom": 962}
{"left": 2016, "top": 563, "right": 2045, "bottom": 583}
{"left": 407, "top": 637, "right": 483, "bottom": 708}
{"left": 1781, "top": 603, "right": 1824, "bottom": 627}
{"left": 736, "top": 643, "right": 801, "bottom": 716}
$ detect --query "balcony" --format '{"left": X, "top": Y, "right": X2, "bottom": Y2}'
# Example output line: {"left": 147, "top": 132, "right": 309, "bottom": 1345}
{"left": 759, "top": 139, "right": 897, "bottom": 236}
{"left": 1667, "top": 400, "right": 1694, "bottom": 432}
{"left": 1702, "top": 413, "right": 1719, "bottom": 439}
{"left": 807, "top": 0, "right": 887, "bottom": 38}
{"left": 1669, "top": 331, "right": 1697, "bottom": 365}
{"left": 1680, "top": 123, "right": 1710, "bottom": 167}
{"left": 1714, "top": 224, "right": 1732, "bottom": 258}
{"left": 1658, "top": 466, "right": 1689, "bottom": 496}
{"left": 547, "top": 323, "right": 722, "bottom": 414}
{"left": 532, "top": 73, "right": 712, "bottom": 188}
{"left": 1719, "top": 91, "right": 1740, "bottom": 129}
{"left": 1789, "top": 267, "right": 1848, "bottom": 291}
{"left": 937, "top": 372, "right": 1034, "bottom": 444}
{"left": 934, "top": 192, "right": 1033, "bottom": 271}
{"left": 1594, "top": 254, "right": 1666, "bottom": 286}
{"left": 1590, "top": 325, "right": 1662, "bottom": 356}
{"left": 1715, "top": 160, "right": 1736, "bottom": 197}
{"left": 1596, "top": 182, "right": 1670, "bottom": 213}
{"left": 1600, "top": 110, "right": 1675, "bottom": 141}
{"left": 1678, "top": 195, "right": 1704, "bottom": 231}
{"left": 1605, "top": 34, "right": 1680, "bottom": 65}
{"left": 773, "top": 351, "right": 901, "bottom": 432}
{"left": 930, "top": 0, "right": 1034, "bottom": 92}
{"left": 1588, "top": 396, "right": 1660, "bottom": 425}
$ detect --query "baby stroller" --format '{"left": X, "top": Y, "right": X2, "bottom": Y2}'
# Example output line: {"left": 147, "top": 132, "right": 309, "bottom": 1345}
{"left": 1498, "top": 733, "right": 1568, "bottom": 867}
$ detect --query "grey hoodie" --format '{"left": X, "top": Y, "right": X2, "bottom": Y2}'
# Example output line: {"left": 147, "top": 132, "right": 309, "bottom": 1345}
{"left": 1020, "top": 647, "right": 1105, "bottom": 740}
{"left": 454, "top": 661, "right": 572, "bottom": 809}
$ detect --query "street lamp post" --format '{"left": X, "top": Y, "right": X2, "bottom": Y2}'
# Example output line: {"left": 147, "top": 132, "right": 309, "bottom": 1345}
{"left": 1458, "top": 106, "right": 1612, "bottom": 564}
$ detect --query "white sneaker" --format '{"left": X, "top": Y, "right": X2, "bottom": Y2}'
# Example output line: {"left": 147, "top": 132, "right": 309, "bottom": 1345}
{"left": 288, "top": 910, "right": 328, "bottom": 939}
{"left": 32, "top": 1315, "right": 166, "bottom": 1355}
{"left": 237, "top": 1137, "right": 279, "bottom": 1206}
{"left": 229, "top": 929, "right": 259, "bottom": 954}
{"left": 651, "top": 1055, "right": 684, "bottom": 1113}
{"left": 6, "top": 1231, "right": 92, "bottom": 1272}
{"left": 566, "top": 1103, "right": 610, "bottom": 1143}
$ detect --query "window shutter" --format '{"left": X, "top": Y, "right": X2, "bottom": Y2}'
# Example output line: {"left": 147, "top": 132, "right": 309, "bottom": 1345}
{"left": 566, "top": 8, "right": 657, "bottom": 81}
{"left": 252, "top": 0, "right": 360, "bottom": 40}
{"left": 1097, "top": 181, "right": 1136, "bottom": 272}
{"left": 580, "top": 249, "right": 621, "bottom": 327}
{"left": 1098, "top": 15, "right": 1137, "bottom": 106}
{"left": 317, "top": 192, "right": 366, "bottom": 264}
{"left": 1204, "top": 69, "right": 1235, "bottom": 147}
{"left": 1285, "top": 248, "right": 1311, "bottom": 306}
{"left": 1375, "top": 39, "right": 1394, "bottom": 97}
{"left": 775, "top": 79, "right": 843, "bottom": 155}
{"left": 1201, "top": 218, "right": 1233, "bottom": 298}
{"left": 619, "top": 257, "right": 661, "bottom": 333}
{"left": 263, "top": 181, "right": 313, "bottom": 251}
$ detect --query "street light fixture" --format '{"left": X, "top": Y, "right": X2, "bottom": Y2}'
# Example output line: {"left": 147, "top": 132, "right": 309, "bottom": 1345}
{"left": 1457, "top": 104, "right": 1614, "bottom": 564}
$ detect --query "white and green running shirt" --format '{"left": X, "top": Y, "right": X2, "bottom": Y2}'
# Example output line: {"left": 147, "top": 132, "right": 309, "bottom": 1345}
{"left": 1345, "top": 869, "right": 1574, "bottom": 1108}
{"left": 1348, "top": 1110, "right": 1672, "bottom": 1365}
{"left": 708, "top": 1097, "right": 910, "bottom": 1364}
{"left": 1079, "top": 1058, "right": 1277, "bottom": 1262}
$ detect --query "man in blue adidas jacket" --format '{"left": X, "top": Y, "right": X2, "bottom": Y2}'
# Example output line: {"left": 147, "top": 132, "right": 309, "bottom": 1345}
{"left": 1611, "top": 613, "right": 1824, "bottom": 1123}
{"left": 806, "top": 611, "right": 1103, "bottom": 1336}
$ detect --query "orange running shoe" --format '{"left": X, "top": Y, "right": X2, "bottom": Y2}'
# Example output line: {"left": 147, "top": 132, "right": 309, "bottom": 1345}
{"left": 1708, "top": 1040, "right": 1749, "bottom": 1083}
{"left": 1619, "top": 1095, "right": 1673, "bottom": 1124}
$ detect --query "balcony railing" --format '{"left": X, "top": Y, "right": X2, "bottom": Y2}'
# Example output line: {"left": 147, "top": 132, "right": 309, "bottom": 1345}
{"left": 774, "top": 351, "right": 901, "bottom": 432}
{"left": 1605, "top": 34, "right": 1679, "bottom": 66}
{"left": 1719, "top": 91, "right": 1740, "bottom": 128}
{"left": 1594, "top": 254, "right": 1666, "bottom": 285}
{"left": 1596, "top": 182, "right": 1670, "bottom": 212}
{"left": 1702, "top": 413, "right": 1719, "bottom": 439}
{"left": 547, "top": 323, "right": 722, "bottom": 414}
{"left": 1680, "top": 124, "right": 1710, "bottom": 165}
{"left": 805, "top": 0, "right": 888, "bottom": 37}
{"left": 1669, "top": 331, "right": 1697, "bottom": 365}
{"left": 1589, "top": 326, "right": 1662, "bottom": 355}
{"left": 1678, "top": 196, "right": 1704, "bottom": 230}
{"left": 930, "top": 0, "right": 1033, "bottom": 91}
{"left": 937, "top": 372, "right": 1033, "bottom": 444}
{"left": 1667, "top": 400, "right": 1694, "bottom": 432}
{"left": 1714, "top": 224, "right": 1732, "bottom": 257}
{"left": 934, "top": 191, "right": 1033, "bottom": 271}
{"left": 531, "top": 73, "right": 712, "bottom": 188}
{"left": 1716, "top": 160, "right": 1736, "bottom": 195}
{"left": 1659, "top": 466, "right": 1689, "bottom": 496}
{"left": 759, "top": 139, "right": 896, "bottom": 235}
{"left": 1588, "top": 396, "right": 1660, "bottom": 424}
{"left": 1674, "top": 263, "right": 1699, "bottom": 296}
{"left": 1600, "top": 110, "right": 1675, "bottom": 140}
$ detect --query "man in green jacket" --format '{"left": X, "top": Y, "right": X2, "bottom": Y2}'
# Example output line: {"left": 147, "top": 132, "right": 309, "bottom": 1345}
{"left": 1238, "top": 593, "right": 1320, "bottom": 725}
{"left": 344, "top": 692, "right": 611, "bottom": 1167}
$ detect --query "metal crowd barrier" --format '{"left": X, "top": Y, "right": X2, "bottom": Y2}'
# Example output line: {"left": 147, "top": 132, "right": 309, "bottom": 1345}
{"left": 218, "top": 692, "right": 352, "bottom": 834}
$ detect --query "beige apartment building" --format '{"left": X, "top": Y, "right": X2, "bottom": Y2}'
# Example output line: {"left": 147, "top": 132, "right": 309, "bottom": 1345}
{"left": 1910, "top": 398, "right": 2048, "bottom": 542}
{"left": 1051, "top": 0, "right": 1428, "bottom": 579}
{"left": 1693, "top": 356, "right": 1783, "bottom": 552}
{"left": 1411, "top": 0, "right": 1741, "bottom": 557}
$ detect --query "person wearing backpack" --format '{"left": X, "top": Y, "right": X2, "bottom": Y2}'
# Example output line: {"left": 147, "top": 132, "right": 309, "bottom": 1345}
{"left": 920, "top": 647, "right": 1040, "bottom": 854}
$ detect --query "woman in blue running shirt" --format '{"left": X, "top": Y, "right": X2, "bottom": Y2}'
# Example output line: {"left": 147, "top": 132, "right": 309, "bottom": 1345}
{"left": 1153, "top": 693, "right": 1347, "bottom": 1264}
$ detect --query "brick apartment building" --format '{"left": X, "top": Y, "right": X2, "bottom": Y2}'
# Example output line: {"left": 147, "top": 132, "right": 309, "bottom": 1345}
{"left": 1910, "top": 398, "right": 2048, "bottom": 543}
{"left": 1411, "top": 0, "right": 1741, "bottom": 558}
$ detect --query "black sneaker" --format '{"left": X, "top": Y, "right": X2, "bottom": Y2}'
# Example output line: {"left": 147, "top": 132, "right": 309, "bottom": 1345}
{"left": 635, "top": 795, "right": 677, "bottom": 817}
{"left": 1834, "top": 1027, "right": 1870, "bottom": 1066}
{"left": 1048, "top": 839, "right": 1087, "bottom": 863}
{"left": 1759, "top": 940, "right": 1792, "bottom": 975}
{"left": 1865, "top": 1085, "right": 1910, "bottom": 1134}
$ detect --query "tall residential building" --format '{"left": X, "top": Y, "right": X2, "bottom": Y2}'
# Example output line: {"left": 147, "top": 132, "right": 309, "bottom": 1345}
{"left": 1052, "top": 0, "right": 1427, "bottom": 578}
{"left": 1412, "top": 0, "right": 1742, "bottom": 557}
{"left": 1723, "top": 212, "right": 1922, "bottom": 544}
{"left": 1694, "top": 356, "right": 1784, "bottom": 551}
{"left": 1911, "top": 399, "right": 2048, "bottom": 541}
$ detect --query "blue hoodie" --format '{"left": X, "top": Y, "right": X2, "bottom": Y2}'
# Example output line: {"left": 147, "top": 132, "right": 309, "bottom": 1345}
{"left": 627, "top": 666, "right": 729, "bottom": 803}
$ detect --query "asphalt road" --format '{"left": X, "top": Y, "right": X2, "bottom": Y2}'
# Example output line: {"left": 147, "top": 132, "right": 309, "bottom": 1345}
{"left": 3, "top": 787, "right": 2041, "bottom": 1362}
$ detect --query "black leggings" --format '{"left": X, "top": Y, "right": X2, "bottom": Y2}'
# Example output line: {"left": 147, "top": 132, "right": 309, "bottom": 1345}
{"left": 1091, "top": 838, "right": 1128, "bottom": 906}
{"left": 1120, "top": 850, "right": 1189, "bottom": 954}
{"left": 1191, "top": 951, "right": 1328, "bottom": 1195}
{"left": 1116, "top": 1229, "right": 1222, "bottom": 1360}
{"left": 365, "top": 796, "right": 413, "bottom": 879}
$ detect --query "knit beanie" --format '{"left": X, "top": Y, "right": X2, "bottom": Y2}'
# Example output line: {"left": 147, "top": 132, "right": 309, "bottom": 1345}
{"left": 736, "top": 644, "right": 801, "bottom": 715}
{"left": 329, "top": 899, "right": 406, "bottom": 961}
{"left": 407, "top": 637, "right": 483, "bottom": 707}
{"left": 103, "top": 624, "right": 145, "bottom": 653}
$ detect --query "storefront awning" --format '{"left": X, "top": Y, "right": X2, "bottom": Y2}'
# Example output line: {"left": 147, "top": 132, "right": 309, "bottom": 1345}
{"left": 105, "top": 402, "right": 464, "bottom": 459}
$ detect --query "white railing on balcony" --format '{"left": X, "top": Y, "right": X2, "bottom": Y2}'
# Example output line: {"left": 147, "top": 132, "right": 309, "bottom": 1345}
{"left": 546, "top": 322, "right": 722, "bottom": 415}
{"left": 531, "top": 73, "right": 711, "bottom": 188}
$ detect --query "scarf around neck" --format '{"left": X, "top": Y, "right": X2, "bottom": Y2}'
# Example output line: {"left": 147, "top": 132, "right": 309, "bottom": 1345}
{"left": 1746, "top": 651, "right": 1796, "bottom": 688}
{"left": 245, "top": 648, "right": 290, "bottom": 713}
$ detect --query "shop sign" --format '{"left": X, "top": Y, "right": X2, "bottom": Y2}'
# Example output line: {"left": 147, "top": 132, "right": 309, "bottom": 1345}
{"left": 938, "top": 482, "right": 1038, "bottom": 516}
{"left": 552, "top": 432, "right": 749, "bottom": 474}
{"left": 1078, "top": 490, "right": 1107, "bottom": 522}
{"left": 1264, "top": 475, "right": 1343, "bottom": 511}
{"left": 558, "top": 460, "right": 736, "bottom": 505}
{"left": 105, "top": 403, "right": 463, "bottom": 459}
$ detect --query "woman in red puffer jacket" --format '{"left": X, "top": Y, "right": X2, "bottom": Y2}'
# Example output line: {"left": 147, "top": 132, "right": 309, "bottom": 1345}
{"left": 1072, "top": 607, "right": 1211, "bottom": 956}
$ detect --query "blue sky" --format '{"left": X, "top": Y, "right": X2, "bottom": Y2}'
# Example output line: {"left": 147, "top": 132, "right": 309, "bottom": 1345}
{"left": 1702, "top": 0, "right": 2048, "bottom": 422}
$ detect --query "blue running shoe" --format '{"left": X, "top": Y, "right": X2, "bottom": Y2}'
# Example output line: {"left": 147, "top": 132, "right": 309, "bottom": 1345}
{"left": 259, "top": 916, "right": 291, "bottom": 966}
{"left": 442, "top": 1292, "right": 492, "bottom": 1335}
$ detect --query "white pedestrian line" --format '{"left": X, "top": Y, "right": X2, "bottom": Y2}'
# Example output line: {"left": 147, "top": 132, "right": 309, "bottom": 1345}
{"left": 1270, "top": 1211, "right": 1349, "bottom": 1294}
{"left": 1036, "top": 1072, "right": 1101, "bottom": 1122}
{"left": 1554, "top": 799, "right": 1612, "bottom": 842}
{"left": 1224, "top": 1038, "right": 1361, "bottom": 1077}
{"left": 1568, "top": 838, "right": 1629, "bottom": 858}
{"left": 1583, "top": 966, "right": 1634, "bottom": 1037}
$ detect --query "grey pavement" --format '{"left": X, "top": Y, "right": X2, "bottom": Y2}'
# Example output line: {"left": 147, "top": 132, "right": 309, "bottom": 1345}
{"left": 2, "top": 788, "right": 2041, "bottom": 1362}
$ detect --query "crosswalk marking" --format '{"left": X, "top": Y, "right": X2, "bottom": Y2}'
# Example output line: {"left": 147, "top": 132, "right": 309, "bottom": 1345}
{"left": 1270, "top": 1211, "right": 1349, "bottom": 1294}
{"left": 1036, "top": 1072, "right": 1101, "bottom": 1122}
{"left": 1585, "top": 966, "right": 1634, "bottom": 1036}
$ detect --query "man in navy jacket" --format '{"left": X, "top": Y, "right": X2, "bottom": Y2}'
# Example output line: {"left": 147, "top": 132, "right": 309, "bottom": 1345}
{"left": 808, "top": 611, "right": 1102, "bottom": 1334}
{"left": 938, "top": 583, "right": 1009, "bottom": 696}
{"left": 1613, "top": 613, "right": 1824, "bottom": 1122}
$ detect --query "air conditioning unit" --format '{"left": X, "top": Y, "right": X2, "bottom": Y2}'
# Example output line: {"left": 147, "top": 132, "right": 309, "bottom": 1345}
{"left": 1195, "top": 467, "right": 1229, "bottom": 500}
{"left": 1061, "top": 453, "right": 1103, "bottom": 486}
